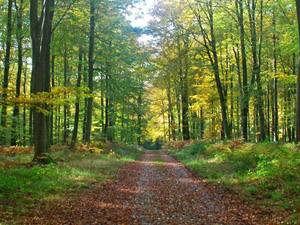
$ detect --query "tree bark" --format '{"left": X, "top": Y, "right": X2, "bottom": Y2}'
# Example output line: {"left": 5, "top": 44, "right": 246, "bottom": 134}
{"left": 273, "top": 13, "right": 278, "bottom": 142}
{"left": 1, "top": 0, "right": 13, "bottom": 145}
{"left": 296, "top": 0, "right": 300, "bottom": 143}
{"left": 72, "top": 46, "right": 83, "bottom": 145}
{"left": 247, "top": 0, "right": 266, "bottom": 141}
{"left": 84, "top": 0, "right": 95, "bottom": 143}
{"left": 236, "top": 0, "right": 249, "bottom": 141}
{"left": 11, "top": 0, "right": 24, "bottom": 146}
{"left": 50, "top": 55, "right": 55, "bottom": 144}
{"left": 193, "top": 0, "right": 231, "bottom": 139}
{"left": 30, "top": 0, "right": 54, "bottom": 163}
{"left": 23, "top": 66, "right": 27, "bottom": 146}
{"left": 63, "top": 49, "right": 68, "bottom": 143}
{"left": 167, "top": 73, "right": 175, "bottom": 141}
{"left": 137, "top": 88, "right": 142, "bottom": 145}
{"left": 179, "top": 34, "right": 190, "bottom": 140}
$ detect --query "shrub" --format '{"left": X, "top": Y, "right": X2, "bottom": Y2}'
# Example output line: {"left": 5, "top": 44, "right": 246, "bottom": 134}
{"left": 167, "top": 140, "right": 300, "bottom": 222}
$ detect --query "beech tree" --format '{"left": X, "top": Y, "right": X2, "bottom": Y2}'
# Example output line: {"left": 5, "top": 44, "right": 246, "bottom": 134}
{"left": 1, "top": 0, "right": 12, "bottom": 145}
{"left": 296, "top": 0, "right": 300, "bottom": 142}
{"left": 30, "top": 0, "right": 54, "bottom": 162}
{"left": 1, "top": 0, "right": 299, "bottom": 150}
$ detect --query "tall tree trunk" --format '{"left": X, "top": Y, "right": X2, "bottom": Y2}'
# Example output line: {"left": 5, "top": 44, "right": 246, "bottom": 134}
{"left": 11, "top": 0, "right": 24, "bottom": 146}
{"left": 50, "top": 55, "right": 55, "bottom": 144}
{"left": 180, "top": 35, "right": 190, "bottom": 140}
{"left": 101, "top": 73, "right": 104, "bottom": 134}
{"left": 63, "top": 49, "right": 68, "bottom": 143}
{"left": 104, "top": 95, "right": 109, "bottom": 137}
{"left": 295, "top": 0, "right": 300, "bottom": 143}
{"left": 167, "top": 74, "right": 175, "bottom": 141}
{"left": 104, "top": 68, "right": 111, "bottom": 139}
{"left": 287, "top": 89, "right": 292, "bottom": 142}
{"left": 247, "top": 0, "right": 266, "bottom": 141}
{"left": 84, "top": 0, "right": 95, "bottom": 143}
{"left": 137, "top": 89, "right": 142, "bottom": 145}
{"left": 233, "top": 47, "right": 242, "bottom": 137}
{"left": 82, "top": 56, "right": 87, "bottom": 141}
{"left": 1, "top": 0, "right": 13, "bottom": 145}
{"left": 30, "top": 0, "right": 54, "bottom": 163}
{"left": 200, "top": 108, "right": 204, "bottom": 139}
{"left": 273, "top": 14, "right": 278, "bottom": 142}
{"left": 267, "top": 84, "right": 271, "bottom": 139}
{"left": 108, "top": 90, "right": 114, "bottom": 141}
{"left": 23, "top": 65, "right": 27, "bottom": 146}
{"left": 72, "top": 46, "right": 83, "bottom": 145}
{"left": 236, "top": 0, "right": 249, "bottom": 141}
{"left": 175, "top": 81, "right": 181, "bottom": 138}
{"left": 193, "top": 0, "right": 231, "bottom": 139}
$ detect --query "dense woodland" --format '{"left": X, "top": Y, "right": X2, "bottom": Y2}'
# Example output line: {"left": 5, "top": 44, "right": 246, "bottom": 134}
{"left": 1, "top": 0, "right": 300, "bottom": 160}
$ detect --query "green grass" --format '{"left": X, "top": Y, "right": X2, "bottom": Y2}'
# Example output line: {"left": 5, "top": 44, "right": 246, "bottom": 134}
{"left": 0, "top": 143, "right": 143, "bottom": 221}
{"left": 166, "top": 141, "right": 300, "bottom": 223}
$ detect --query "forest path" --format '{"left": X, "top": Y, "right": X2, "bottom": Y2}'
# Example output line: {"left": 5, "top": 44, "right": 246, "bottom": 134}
{"left": 23, "top": 150, "right": 276, "bottom": 224}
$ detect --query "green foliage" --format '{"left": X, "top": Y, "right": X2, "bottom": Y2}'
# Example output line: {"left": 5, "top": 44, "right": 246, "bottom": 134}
{"left": 167, "top": 141, "right": 300, "bottom": 221}
{"left": 0, "top": 143, "right": 143, "bottom": 218}
{"left": 166, "top": 142, "right": 209, "bottom": 161}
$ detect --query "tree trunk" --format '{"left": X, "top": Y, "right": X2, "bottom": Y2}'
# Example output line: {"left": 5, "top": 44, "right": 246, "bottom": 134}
{"left": 295, "top": 0, "right": 300, "bottom": 143}
{"left": 30, "top": 0, "right": 54, "bottom": 163}
{"left": 167, "top": 74, "right": 175, "bottom": 140}
{"left": 180, "top": 35, "right": 190, "bottom": 140}
{"left": 101, "top": 73, "right": 104, "bottom": 134}
{"left": 84, "top": 0, "right": 95, "bottom": 143}
{"left": 72, "top": 46, "right": 83, "bottom": 145}
{"left": 247, "top": 0, "right": 266, "bottom": 141}
{"left": 104, "top": 88, "right": 109, "bottom": 137}
{"left": 63, "top": 49, "right": 68, "bottom": 143}
{"left": 23, "top": 65, "right": 27, "bottom": 146}
{"left": 11, "top": 0, "right": 24, "bottom": 146}
{"left": 194, "top": 0, "right": 231, "bottom": 139}
{"left": 82, "top": 56, "right": 87, "bottom": 141}
{"left": 175, "top": 82, "right": 181, "bottom": 138}
{"left": 50, "top": 55, "right": 55, "bottom": 144}
{"left": 200, "top": 108, "right": 204, "bottom": 139}
{"left": 273, "top": 14, "right": 278, "bottom": 142}
{"left": 137, "top": 89, "right": 142, "bottom": 145}
{"left": 267, "top": 84, "right": 271, "bottom": 139}
{"left": 236, "top": 0, "right": 249, "bottom": 141}
{"left": 1, "top": 0, "right": 13, "bottom": 145}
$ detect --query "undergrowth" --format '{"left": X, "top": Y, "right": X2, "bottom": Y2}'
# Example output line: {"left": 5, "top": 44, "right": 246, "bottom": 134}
{"left": 0, "top": 142, "right": 143, "bottom": 222}
{"left": 165, "top": 140, "right": 300, "bottom": 223}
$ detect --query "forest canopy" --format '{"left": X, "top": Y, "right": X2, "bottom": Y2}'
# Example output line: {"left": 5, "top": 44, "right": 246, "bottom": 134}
{"left": 0, "top": 0, "right": 300, "bottom": 160}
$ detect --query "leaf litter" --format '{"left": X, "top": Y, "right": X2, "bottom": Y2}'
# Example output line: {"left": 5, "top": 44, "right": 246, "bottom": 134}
{"left": 16, "top": 150, "right": 286, "bottom": 224}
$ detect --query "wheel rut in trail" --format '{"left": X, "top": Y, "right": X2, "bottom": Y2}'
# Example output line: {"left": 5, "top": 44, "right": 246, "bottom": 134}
{"left": 21, "top": 150, "right": 278, "bottom": 224}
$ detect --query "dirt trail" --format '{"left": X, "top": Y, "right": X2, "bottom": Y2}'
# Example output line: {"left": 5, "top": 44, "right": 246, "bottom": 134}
{"left": 22, "top": 150, "right": 279, "bottom": 224}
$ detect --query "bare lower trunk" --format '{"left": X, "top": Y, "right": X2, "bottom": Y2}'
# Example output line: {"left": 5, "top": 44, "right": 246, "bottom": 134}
{"left": 84, "top": 0, "right": 95, "bottom": 143}
{"left": 1, "top": 0, "right": 13, "bottom": 145}
{"left": 72, "top": 47, "right": 83, "bottom": 145}
{"left": 30, "top": 0, "right": 54, "bottom": 163}
{"left": 295, "top": 0, "right": 300, "bottom": 143}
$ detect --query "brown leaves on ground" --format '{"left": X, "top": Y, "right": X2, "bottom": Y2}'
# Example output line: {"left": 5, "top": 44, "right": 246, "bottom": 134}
{"left": 14, "top": 151, "right": 286, "bottom": 224}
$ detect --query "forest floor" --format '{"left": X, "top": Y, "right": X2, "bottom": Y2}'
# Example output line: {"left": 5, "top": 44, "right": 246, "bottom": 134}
{"left": 13, "top": 150, "right": 287, "bottom": 224}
